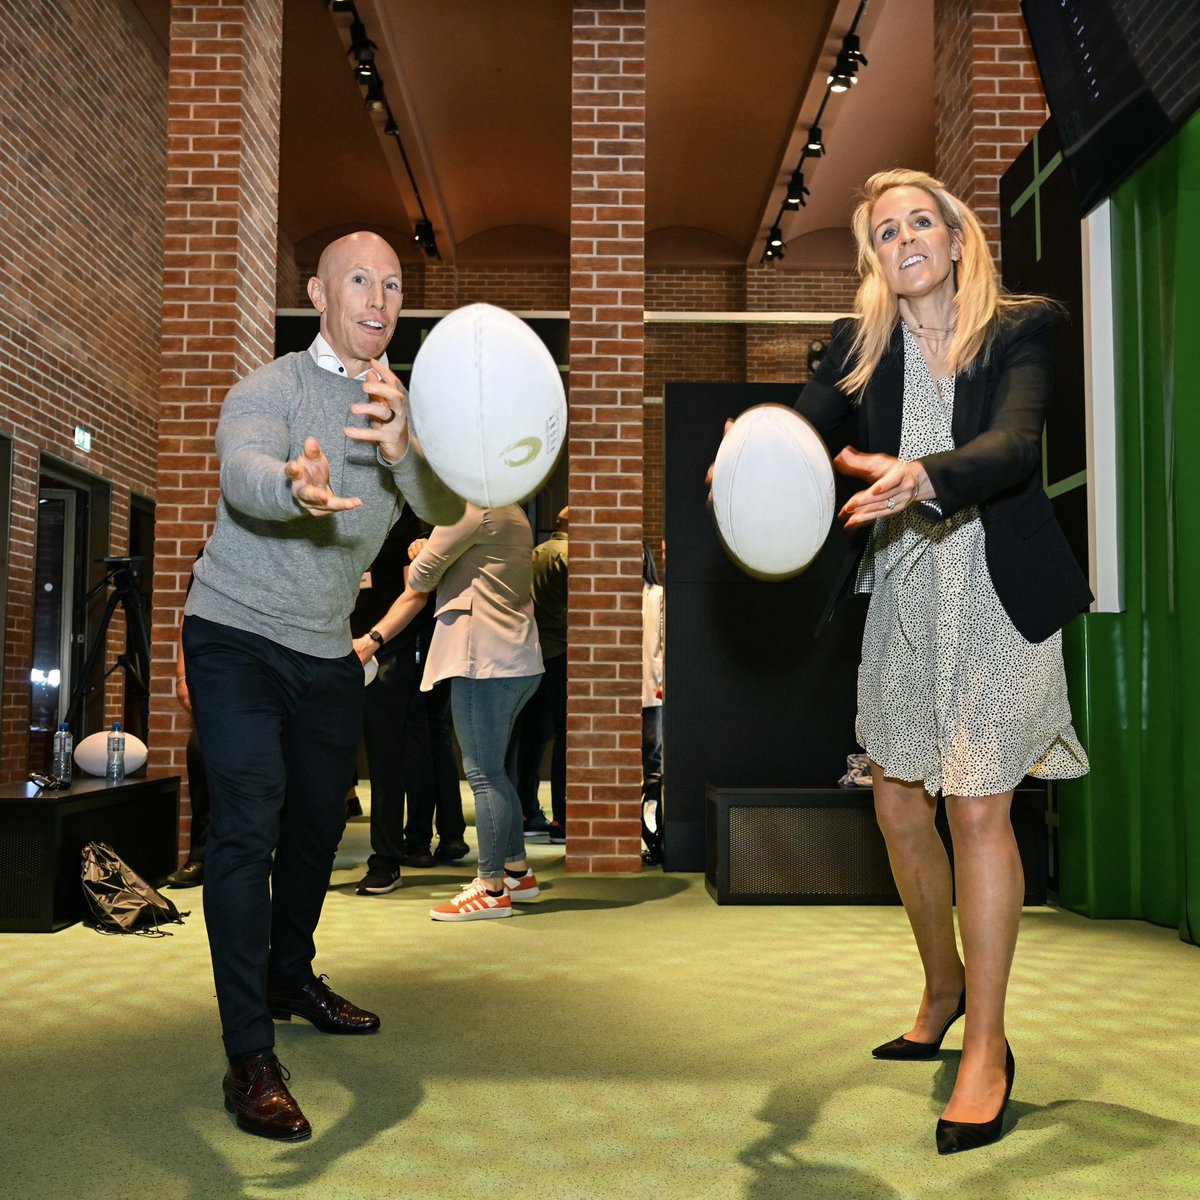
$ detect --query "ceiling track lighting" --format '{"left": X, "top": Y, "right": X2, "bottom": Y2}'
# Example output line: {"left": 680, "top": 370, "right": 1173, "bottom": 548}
{"left": 784, "top": 169, "right": 809, "bottom": 210}
{"left": 761, "top": 0, "right": 870, "bottom": 263}
{"left": 413, "top": 220, "right": 439, "bottom": 258}
{"left": 349, "top": 19, "right": 377, "bottom": 80}
{"left": 329, "top": 0, "right": 442, "bottom": 260}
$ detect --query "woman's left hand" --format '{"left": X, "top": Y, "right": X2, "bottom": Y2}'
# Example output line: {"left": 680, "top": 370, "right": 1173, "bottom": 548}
{"left": 834, "top": 446, "right": 934, "bottom": 528}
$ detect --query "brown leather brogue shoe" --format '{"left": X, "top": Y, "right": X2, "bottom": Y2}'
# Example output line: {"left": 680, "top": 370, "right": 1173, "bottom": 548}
{"left": 222, "top": 1052, "right": 311, "bottom": 1141}
{"left": 267, "top": 973, "right": 380, "bottom": 1034}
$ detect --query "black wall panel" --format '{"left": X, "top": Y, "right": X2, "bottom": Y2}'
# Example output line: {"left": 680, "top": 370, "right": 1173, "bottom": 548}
{"left": 662, "top": 382, "right": 865, "bottom": 871}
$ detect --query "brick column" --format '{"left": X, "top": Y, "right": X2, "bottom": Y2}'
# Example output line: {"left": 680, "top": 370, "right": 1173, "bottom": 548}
{"left": 934, "top": 0, "right": 1049, "bottom": 261}
{"left": 150, "top": 0, "right": 284, "bottom": 859}
{"left": 567, "top": 0, "right": 645, "bottom": 872}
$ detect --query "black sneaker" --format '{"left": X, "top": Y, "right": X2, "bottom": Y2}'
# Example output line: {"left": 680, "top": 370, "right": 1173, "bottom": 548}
{"left": 166, "top": 859, "right": 205, "bottom": 887}
{"left": 355, "top": 864, "right": 400, "bottom": 895}
{"left": 401, "top": 844, "right": 437, "bottom": 868}
{"left": 547, "top": 821, "right": 566, "bottom": 845}
{"left": 524, "top": 810, "right": 551, "bottom": 839}
{"left": 433, "top": 838, "right": 470, "bottom": 862}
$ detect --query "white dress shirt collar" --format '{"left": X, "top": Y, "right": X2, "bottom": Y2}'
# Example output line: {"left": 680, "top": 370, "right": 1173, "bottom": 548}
{"left": 308, "top": 332, "right": 371, "bottom": 381}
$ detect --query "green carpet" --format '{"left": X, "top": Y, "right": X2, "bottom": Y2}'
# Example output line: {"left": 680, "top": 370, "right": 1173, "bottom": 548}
{"left": 2, "top": 793, "right": 1199, "bottom": 1200}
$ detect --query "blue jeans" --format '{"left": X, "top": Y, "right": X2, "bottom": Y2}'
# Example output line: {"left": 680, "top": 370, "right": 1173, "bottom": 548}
{"left": 452, "top": 674, "right": 540, "bottom": 879}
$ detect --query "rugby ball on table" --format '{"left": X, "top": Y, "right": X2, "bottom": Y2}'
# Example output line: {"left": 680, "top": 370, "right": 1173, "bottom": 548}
{"left": 74, "top": 730, "right": 149, "bottom": 776}
{"left": 710, "top": 404, "right": 835, "bottom": 580}
{"left": 408, "top": 303, "right": 566, "bottom": 507}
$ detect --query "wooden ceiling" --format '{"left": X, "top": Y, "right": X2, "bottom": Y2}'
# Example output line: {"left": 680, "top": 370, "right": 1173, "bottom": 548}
{"left": 132, "top": 0, "right": 935, "bottom": 271}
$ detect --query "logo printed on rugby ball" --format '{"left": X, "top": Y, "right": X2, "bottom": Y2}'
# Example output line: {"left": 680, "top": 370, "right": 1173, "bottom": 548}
{"left": 501, "top": 436, "right": 542, "bottom": 468}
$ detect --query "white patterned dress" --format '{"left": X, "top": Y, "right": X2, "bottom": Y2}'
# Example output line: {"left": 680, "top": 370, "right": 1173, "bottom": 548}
{"left": 854, "top": 324, "right": 1089, "bottom": 797}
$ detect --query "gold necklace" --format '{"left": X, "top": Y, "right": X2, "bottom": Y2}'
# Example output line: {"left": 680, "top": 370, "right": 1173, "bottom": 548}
{"left": 909, "top": 322, "right": 955, "bottom": 338}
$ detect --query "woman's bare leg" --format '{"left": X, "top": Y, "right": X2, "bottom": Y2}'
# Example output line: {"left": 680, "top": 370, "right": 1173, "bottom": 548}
{"left": 872, "top": 763, "right": 965, "bottom": 1040}
{"left": 942, "top": 790, "right": 1021, "bottom": 1122}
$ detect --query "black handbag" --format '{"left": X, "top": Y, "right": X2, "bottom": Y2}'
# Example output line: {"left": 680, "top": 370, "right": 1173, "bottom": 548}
{"left": 81, "top": 841, "right": 187, "bottom": 936}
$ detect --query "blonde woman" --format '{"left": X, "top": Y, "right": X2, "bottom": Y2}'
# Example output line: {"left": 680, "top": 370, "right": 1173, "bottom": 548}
{"left": 795, "top": 170, "right": 1090, "bottom": 1153}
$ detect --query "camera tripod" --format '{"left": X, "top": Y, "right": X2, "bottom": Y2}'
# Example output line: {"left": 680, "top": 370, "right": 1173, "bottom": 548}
{"left": 64, "top": 556, "right": 152, "bottom": 741}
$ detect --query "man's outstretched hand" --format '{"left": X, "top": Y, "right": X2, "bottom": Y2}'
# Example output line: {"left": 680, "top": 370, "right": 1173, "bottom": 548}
{"left": 284, "top": 436, "right": 364, "bottom": 516}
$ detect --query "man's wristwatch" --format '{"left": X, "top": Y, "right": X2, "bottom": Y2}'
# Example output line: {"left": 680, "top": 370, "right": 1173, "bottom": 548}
{"left": 367, "top": 629, "right": 384, "bottom": 647}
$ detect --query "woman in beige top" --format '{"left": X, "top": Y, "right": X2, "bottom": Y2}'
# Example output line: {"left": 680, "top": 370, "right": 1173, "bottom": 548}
{"left": 360, "top": 503, "right": 544, "bottom": 921}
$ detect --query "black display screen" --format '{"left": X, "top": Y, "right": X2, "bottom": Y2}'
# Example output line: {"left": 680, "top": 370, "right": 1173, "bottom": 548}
{"left": 1021, "top": 0, "right": 1200, "bottom": 212}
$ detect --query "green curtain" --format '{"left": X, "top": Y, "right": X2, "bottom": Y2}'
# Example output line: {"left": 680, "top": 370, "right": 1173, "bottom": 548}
{"left": 1058, "top": 108, "right": 1200, "bottom": 944}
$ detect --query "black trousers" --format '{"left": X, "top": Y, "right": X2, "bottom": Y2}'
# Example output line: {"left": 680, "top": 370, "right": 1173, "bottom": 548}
{"left": 182, "top": 616, "right": 362, "bottom": 1058}
{"left": 511, "top": 651, "right": 567, "bottom": 824}
{"left": 363, "top": 643, "right": 466, "bottom": 868}
{"left": 185, "top": 728, "right": 210, "bottom": 861}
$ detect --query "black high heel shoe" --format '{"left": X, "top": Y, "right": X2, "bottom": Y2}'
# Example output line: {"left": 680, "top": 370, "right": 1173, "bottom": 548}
{"left": 871, "top": 988, "right": 966, "bottom": 1060}
{"left": 935, "top": 1041, "right": 1015, "bottom": 1155}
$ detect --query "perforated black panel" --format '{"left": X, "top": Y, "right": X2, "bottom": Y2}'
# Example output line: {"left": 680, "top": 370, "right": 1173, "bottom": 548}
{"left": 728, "top": 804, "right": 897, "bottom": 899}
{"left": 0, "top": 819, "right": 48, "bottom": 919}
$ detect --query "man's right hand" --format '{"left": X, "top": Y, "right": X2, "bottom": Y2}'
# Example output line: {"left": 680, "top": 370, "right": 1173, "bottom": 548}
{"left": 284, "top": 436, "right": 364, "bottom": 516}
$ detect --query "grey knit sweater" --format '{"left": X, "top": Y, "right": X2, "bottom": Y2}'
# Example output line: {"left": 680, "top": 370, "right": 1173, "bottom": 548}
{"left": 186, "top": 352, "right": 463, "bottom": 657}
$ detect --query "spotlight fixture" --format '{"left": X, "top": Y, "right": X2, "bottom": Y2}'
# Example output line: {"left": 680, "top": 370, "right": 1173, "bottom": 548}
{"left": 828, "top": 32, "right": 868, "bottom": 92}
{"left": 329, "top": 0, "right": 355, "bottom": 12}
{"left": 349, "top": 19, "right": 377, "bottom": 81}
{"left": 806, "top": 125, "right": 825, "bottom": 155}
{"left": 828, "top": 51, "right": 858, "bottom": 92}
{"left": 365, "top": 73, "right": 385, "bottom": 112}
{"left": 768, "top": 225, "right": 784, "bottom": 249}
{"left": 784, "top": 169, "right": 809, "bottom": 210}
{"left": 413, "top": 220, "right": 439, "bottom": 258}
{"left": 841, "top": 33, "right": 869, "bottom": 69}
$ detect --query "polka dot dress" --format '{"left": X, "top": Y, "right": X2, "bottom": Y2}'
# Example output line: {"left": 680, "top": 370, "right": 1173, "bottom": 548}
{"left": 855, "top": 324, "right": 1089, "bottom": 797}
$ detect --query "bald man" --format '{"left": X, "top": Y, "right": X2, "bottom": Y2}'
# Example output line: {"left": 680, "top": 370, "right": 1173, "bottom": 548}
{"left": 183, "top": 232, "right": 463, "bottom": 1141}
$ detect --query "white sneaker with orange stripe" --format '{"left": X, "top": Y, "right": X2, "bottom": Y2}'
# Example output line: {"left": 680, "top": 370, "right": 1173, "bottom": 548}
{"left": 502, "top": 870, "right": 540, "bottom": 901}
{"left": 430, "top": 878, "right": 513, "bottom": 922}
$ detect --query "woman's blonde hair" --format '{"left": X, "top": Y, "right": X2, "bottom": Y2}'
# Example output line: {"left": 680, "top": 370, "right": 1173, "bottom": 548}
{"left": 840, "top": 169, "right": 1044, "bottom": 396}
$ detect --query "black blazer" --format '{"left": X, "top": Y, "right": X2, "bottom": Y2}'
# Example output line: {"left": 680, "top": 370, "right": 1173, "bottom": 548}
{"left": 796, "top": 306, "right": 1092, "bottom": 643}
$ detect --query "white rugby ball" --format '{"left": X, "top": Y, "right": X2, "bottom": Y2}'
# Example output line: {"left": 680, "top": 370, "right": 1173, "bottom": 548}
{"left": 74, "top": 730, "right": 149, "bottom": 776}
{"left": 408, "top": 303, "right": 566, "bottom": 507}
{"left": 711, "top": 404, "right": 835, "bottom": 580}
{"left": 363, "top": 656, "right": 378, "bottom": 686}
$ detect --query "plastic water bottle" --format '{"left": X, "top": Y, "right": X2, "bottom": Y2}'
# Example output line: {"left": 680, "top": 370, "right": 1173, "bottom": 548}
{"left": 106, "top": 722, "right": 126, "bottom": 783}
{"left": 51, "top": 723, "right": 73, "bottom": 784}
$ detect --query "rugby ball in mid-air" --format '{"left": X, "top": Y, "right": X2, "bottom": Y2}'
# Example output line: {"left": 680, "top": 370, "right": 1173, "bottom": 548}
{"left": 74, "top": 730, "right": 149, "bottom": 776}
{"left": 408, "top": 303, "right": 567, "bottom": 508}
{"left": 710, "top": 404, "right": 835, "bottom": 580}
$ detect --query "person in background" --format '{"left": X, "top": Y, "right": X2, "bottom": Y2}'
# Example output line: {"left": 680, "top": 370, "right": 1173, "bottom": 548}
{"left": 786, "top": 169, "right": 1090, "bottom": 1154}
{"left": 510, "top": 505, "right": 568, "bottom": 843}
{"left": 358, "top": 503, "right": 543, "bottom": 922}
{"left": 351, "top": 508, "right": 467, "bottom": 895}
{"left": 640, "top": 543, "right": 664, "bottom": 863}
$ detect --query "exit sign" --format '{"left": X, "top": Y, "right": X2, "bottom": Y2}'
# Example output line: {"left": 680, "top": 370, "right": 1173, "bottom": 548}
{"left": 74, "top": 426, "right": 92, "bottom": 453}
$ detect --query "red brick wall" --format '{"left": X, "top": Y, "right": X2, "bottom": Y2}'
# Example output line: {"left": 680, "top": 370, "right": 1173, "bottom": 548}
{"left": 0, "top": 1, "right": 166, "bottom": 780}
{"left": 934, "top": 0, "right": 1049, "bottom": 261}
{"left": 424, "top": 265, "right": 570, "bottom": 310}
{"left": 151, "top": 0, "right": 284, "bottom": 857}
{"left": 567, "top": 0, "right": 645, "bottom": 872}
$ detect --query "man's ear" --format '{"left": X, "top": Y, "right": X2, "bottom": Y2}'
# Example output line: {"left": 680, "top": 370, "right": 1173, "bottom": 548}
{"left": 307, "top": 275, "right": 325, "bottom": 313}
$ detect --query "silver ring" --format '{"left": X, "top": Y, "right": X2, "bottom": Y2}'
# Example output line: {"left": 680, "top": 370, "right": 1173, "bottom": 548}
{"left": 379, "top": 407, "right": 396, "bottom": 425}
{"left": 886, "top": 496, "right": 896, "bottom": 510}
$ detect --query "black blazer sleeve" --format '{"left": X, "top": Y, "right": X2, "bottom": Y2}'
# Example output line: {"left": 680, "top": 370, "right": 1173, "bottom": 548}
{"left": 920, "top": 306, "right": 1054, "bottom": 519}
